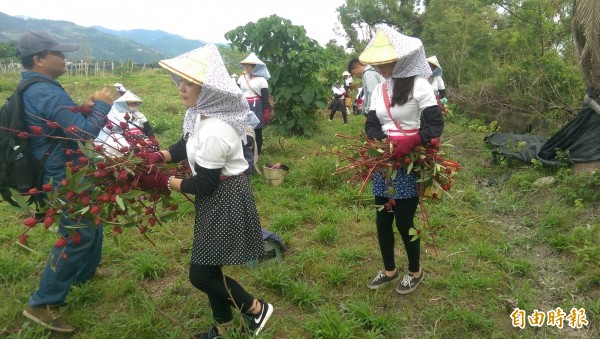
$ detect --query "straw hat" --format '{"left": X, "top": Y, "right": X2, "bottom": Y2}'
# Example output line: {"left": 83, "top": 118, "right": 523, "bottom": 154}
{"left": 158, "top": 47, "right": 212, "bottom": 85}
{"left": 239, "top": 52, "right": 263, "bottom": 65}
{"left": 427, "top": 56, "right": 440, "bottom": 68}
{"left": 120, "top": 90, "right": 142, "bottom": 103}
{"left": 359, "top": 25, "right": 431, "bottom": 79}
{"left": 359, "top": 30, "right": 398, "bottom": 65}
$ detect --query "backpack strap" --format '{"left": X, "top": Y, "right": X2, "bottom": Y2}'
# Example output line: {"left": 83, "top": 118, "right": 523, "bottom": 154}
{"left": 18, "top": 76, "right": 64, "bottom": 184}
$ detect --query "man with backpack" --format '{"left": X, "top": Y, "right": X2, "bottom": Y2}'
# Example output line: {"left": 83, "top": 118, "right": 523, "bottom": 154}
{"left": 348, "top": 58, "right": 385, "bottom": 116}
{"left": 15, "top": 30, "right": 114, "bottom": 333}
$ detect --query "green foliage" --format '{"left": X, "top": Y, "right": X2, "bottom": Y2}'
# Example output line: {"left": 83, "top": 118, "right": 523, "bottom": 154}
{"left": 338, "top": 0, "right": 422, "bottom": 50}
{"left": 225, "top": 15, "right": 330, "bottom": 136}
{"left": 0, "top": 41, "right": 17, "bottom": 60}
{"left": 558, "top": 170, "right": 600, "bottom": 204}
{"left": 128, "top": 250, "right": 167, "bottom": 280}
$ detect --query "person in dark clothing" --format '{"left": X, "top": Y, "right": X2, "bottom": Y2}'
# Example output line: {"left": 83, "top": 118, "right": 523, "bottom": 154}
{"left": 329, "top": 80, "right": 348, "bottom": 124}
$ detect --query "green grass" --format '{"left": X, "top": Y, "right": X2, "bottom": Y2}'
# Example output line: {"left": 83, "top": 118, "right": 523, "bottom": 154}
{"left": 1, "top": 72, "right": 599, "bottom": 338}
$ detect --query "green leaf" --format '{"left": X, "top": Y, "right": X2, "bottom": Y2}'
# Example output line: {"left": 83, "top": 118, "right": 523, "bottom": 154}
{"left": 74, "top": 182, "right": 93, "bottom": 194}
{"left": 116, "top": 195, "right": 125, "bottom": 210}
{"left": 367, "top": 148, "right": 382, "bottom": 157}
{"left": 76, "top": 206, "right": 90, "bottom": 215}
{"left": 409, "top": 227, "right": 418, "bottom": 236}
{"left": 120, "top": 190, "right": 144, "bottom": 199}
{"left": 9, "top": 188, "right": 30, "bottom": 210}
{"left": 407, "top": 161, "right": 414, "bottom": 174}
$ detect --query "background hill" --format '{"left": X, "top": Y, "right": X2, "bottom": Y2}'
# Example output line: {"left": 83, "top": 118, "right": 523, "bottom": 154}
{"left": 92, "top": 27, "right": 205, "bottom": 57}
{"left": 0, "top": 12, "right": 205, "bottom": 63}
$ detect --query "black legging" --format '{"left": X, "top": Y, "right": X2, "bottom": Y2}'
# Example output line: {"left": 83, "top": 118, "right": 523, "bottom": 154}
{"left": 374, "top": 196, "right": 420, "bottom": 273}
{"left": 255, "top": 128, "right": 263, "bottom": 155}
{"left": 189, "top": 264, "right": 255, "bottom": 323}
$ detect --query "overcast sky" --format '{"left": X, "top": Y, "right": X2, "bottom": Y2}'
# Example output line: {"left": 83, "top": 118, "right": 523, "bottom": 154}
{"left": 0, "top": 0, "right": 347, "bottom": 46}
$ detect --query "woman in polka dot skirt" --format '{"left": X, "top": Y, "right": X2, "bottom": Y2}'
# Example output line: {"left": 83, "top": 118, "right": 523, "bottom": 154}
{"left": 136, "top": 44, "right": 273, "bottom": 338}
{"left": 360, "top": 25, "right": 444, "bottom": 294}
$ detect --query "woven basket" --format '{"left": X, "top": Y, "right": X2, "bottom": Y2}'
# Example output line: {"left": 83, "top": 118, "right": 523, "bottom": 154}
{"left": 263, "top": 166, "right": 286, "bottom": 186}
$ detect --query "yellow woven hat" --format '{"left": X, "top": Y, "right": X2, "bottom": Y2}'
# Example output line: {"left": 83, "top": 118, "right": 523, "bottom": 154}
{"left": 427, "top": 55, "right": 440, "bottom": 68}
{"left": 359, "top": 30, "right": 398, "bottom": 65}
{"left": 159, "top": 47, "right": 211, "bottom": 85}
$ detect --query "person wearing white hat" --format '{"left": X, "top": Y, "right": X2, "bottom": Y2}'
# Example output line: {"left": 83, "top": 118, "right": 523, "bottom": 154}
{"left": 359, "top": 25, "right": 444, "bottom": 294}
{"left": 238, "top": 52, "right": 272, "bottom": 155}
{"left": 95, "top": 90, "right": 159, "bottom": 157}
{"left": 135, "top": 44, "right": 273, "bottom": 337}
{"left": 113, "top": 82, "right": 127, "bottom": 96}
{"left": 329, "top": 80, "right": 348, "bottom": 124}
{"left": 342, "top": 70, "right": 353, "bottom": 92}
{"left": 426, "top": 55, "right": 447, "bottom": 104}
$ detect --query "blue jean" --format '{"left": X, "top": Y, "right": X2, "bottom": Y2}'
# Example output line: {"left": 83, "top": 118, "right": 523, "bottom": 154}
{"left": 29, "top": 216, "right": 103, "bottom": 307}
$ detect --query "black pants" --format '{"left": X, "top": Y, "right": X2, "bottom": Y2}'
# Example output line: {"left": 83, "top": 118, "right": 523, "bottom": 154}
{"left": 374, "top": 196, "right": 420, "bottom": 273}
{"left": 255, "top": 128, "right": 263, "bottom": 155}
{"left": 189, "top": 264, "right": 254, "bottom": 323}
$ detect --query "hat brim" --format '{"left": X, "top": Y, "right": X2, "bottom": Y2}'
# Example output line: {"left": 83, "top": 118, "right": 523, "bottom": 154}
{"left": 358, "top": 30, "right": 398, "bottom": 65}
{"left": 48, "top": 43, "right": 80, "bottom": 53}
{"left": 159, "top": 60, "right": 204, "bottom": 86}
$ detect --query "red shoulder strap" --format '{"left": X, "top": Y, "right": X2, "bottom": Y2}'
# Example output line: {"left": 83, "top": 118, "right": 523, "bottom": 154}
{"left": 382, "top": 82, "right": 405, "bottom": 135}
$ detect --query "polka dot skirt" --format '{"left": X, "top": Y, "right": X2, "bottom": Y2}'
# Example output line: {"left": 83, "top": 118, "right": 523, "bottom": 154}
{"left": 371, "top": 168, "right": 418, "bottom": 199}
{"left": 191, "top": 175, "right": 264, "bottom": 265}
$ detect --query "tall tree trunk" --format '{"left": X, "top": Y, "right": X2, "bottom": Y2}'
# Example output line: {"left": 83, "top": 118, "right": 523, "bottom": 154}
{"left": 573, "top": 0, "right": 600, "bottom": 93}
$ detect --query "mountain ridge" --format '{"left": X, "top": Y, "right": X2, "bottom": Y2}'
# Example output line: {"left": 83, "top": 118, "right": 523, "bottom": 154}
{"left": 0, "top": 12, "right": 206, "bottom": 63}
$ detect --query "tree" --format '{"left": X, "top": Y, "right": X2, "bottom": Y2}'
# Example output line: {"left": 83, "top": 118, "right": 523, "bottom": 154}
{"left": 421, "top": 0, "right": 498, "bottom": 87}
{"left": 573, "top": 0, "right": 600, "bottom": 93}
{"left": 225, "top": 15, "right": 330, "bottom": 136}
{"left": 0, "top": 41, "right": 17, "bottom": 59}
{"left": 337, "top": 0, "right": 422, "bottom": 51}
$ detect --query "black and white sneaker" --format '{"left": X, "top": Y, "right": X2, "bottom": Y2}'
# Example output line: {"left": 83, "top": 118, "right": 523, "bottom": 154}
{"left": 367, "top": 270, "right": 400, "bottom": 290}
{"left": 395, "top": 270, "right": 424, "bottom": 294}
{"left": 246, "top": 300, "right": 273, "bottom": 335}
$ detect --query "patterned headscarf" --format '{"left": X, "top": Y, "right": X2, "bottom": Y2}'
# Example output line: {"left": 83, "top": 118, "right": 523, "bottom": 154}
{"left": 363, "top": 24, "right": 432, "bottom": 80}
{"left": 160, "top": 44, "right": 250, "bottom": 139}
{"left": 240, "top": 52, "right": 271, "bottom": 80}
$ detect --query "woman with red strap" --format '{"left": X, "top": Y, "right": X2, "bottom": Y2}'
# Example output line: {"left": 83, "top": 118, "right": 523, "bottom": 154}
{"left": 238, "top": 53, "right": 271, "bottom": 155}
{"left": 361, "top": 25, "right": 444, "bottom": 294}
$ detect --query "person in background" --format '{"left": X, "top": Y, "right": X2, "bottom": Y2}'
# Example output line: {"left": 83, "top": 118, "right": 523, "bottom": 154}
{"left": 427, "top": 55, "right": 447, "bottom": 105}
{"left": 360, "top": 25, "right": 444, "bottom": 294}
{"left": 238, "top": 52, "right": 271, "bottom": 155}
{"left": 342, "top": 70, "right": 353, "bottom": 92}
{"left": 329, "top": 80, "right": 348, "bottom": 124}
{"left": 348, "top": 58, "right": 385, "bottom": 116}
{"left": 136, "top": 44, "right": 273, "bottom": 338}
{"left": 113, "top": 82, "right": 127, "bottom": 97}
{"left": 95, "top": 90, "right": 159, "bottom": 157}
{"left": 17, "top": 30, "right": 114, "bottom": 333}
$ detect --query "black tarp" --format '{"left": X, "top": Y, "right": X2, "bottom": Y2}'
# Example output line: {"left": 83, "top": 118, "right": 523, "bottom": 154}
{"left": 485, "top": 93, "right": 600, "bottom": 166}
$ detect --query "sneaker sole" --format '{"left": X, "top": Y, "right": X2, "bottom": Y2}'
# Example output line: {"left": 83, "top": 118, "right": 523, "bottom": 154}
{"left": 23, "top": 310, "right": 75, "bottom": 333}
{"left": 254, "top": 304, "right": 273, "bottom": 336}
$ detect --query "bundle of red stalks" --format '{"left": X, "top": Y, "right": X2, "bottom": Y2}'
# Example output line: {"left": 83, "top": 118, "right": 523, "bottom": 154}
{"left": 333, "top": 132, "right": 459, "bottom": 198}
{"left": 9, "top": 106, "right": 191, "bottom": 251}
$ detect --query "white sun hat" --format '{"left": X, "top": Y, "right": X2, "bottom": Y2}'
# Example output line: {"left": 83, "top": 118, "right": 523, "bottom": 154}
{"left": 240, "top": 52, "right": 263, "bottom": 65}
